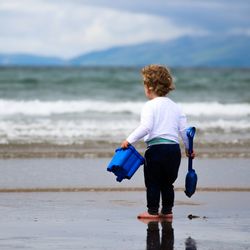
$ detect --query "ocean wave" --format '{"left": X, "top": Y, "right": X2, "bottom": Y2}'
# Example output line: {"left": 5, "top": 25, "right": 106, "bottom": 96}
{"left": 191, "top": 119, "right": 250, "bottom": 131}
{"left": 180, "top": 102, "right": 250, "bottom": 117}
{"left": 0, "top": 118, "right": 249, "bottom": 144}
{"left": 0, "top": 99, "right": 143, "bottom": 116}
{"left": 0, "top": 99, "right": 250, "bottom": 117}
{"left": 0, "top": 119, "right": 138, "bottom": 144}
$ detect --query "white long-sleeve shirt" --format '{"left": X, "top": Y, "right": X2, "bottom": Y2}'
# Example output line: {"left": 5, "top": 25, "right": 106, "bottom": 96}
{"left": 127, "top": 97, "right": 189, "bottom": 149}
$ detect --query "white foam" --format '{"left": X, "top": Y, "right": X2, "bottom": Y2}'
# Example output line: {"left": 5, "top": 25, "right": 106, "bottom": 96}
{"left": 191, "top": 119, "right": 250, "bottom": 131}
{"left": 0, "top": 99, "right": 143, "bottom": 116}
{"left": 0, "top": 99, "right": 249, "bottom": 144}
{"left": 0, "top": 119, "right": 138, "bottom": 144}
{"left": 180, "top": 102, "right": 250, "bottom": 117}
{"left": 0, "top": 117, "right": 249, "bottom": 144}
{"left": 0, "top": 99, "right": 250, "bottom": 117}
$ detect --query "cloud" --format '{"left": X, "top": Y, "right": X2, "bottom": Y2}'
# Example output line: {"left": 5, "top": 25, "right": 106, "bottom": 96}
{"left": 79, "top": 0, "right": 250, "bottom": 34}
{"left": 0, "top": 0, "right": 204, "bottom": 58}
{"left": 0, "top": 0, "right": 249, "bottom": 58}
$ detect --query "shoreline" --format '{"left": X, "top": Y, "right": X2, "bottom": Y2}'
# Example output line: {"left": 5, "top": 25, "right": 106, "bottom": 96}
{"left": 0, "top": 187, "right": 249, "bottom": 193}
{"left": 0, "top": 141, "right": 249, "bottom": 158}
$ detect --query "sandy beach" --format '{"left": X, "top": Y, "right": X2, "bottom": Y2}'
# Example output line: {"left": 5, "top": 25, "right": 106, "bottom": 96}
{"left": 0, "top": 141, "right": 249, "bottom": 158}
{"left": 0, "top": 191, "right": 249, "bottom": 249}
{"left": 0, "top": 157, "right": 249, "bottom": 191}
{"left": 0, "top": 156, "right": 249, "bottom": 249}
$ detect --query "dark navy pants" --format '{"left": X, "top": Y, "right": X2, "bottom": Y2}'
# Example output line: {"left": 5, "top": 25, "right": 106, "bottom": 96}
{"left": 144, "top": 144, "right": 181, "bottom": 215}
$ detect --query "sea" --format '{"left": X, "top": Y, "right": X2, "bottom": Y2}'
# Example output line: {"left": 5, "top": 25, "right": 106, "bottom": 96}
{"left": 0, "top": 67, "right": 249, "bottom": 148}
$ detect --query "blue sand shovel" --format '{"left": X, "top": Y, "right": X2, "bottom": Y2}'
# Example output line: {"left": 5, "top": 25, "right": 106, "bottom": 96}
{"left": 185, "top": 127, "right": 198, "bottom": 198}
{"left": 107, "top": 145, "right": 144, "bottom": 182}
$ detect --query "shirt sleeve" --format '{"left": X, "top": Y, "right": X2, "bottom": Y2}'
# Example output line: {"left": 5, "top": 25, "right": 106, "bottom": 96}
{"left": 178, "top": 111, "right": 189, "bottom": 150}
{"left": 126, "top": 102, "right": 153, "bottom": 144}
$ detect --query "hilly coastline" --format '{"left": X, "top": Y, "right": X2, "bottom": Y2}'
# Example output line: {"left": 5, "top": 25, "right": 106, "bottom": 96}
{"left": 0, "top": 35, "right": 249, "bottom": 67}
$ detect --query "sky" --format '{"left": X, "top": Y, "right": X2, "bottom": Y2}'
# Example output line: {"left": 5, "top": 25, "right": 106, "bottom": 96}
{"left": 0, "top": 0, "right": 249, "bottom": 59}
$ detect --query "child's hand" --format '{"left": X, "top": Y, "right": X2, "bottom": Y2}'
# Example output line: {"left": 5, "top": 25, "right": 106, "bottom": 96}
{"left": 185, "top": 149, "right": 195, "bottom": 159}
{"left": 121, "top": 140, "right": 130, "bottom": 149}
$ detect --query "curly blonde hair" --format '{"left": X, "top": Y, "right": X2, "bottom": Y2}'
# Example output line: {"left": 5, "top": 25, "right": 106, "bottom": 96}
{"left": 141, "top": 64, "right": 175, "bottom": 96}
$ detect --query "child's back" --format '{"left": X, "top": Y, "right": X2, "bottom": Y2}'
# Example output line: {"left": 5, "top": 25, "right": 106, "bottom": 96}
{"left": 121, "top": 64, "right": 195, "bottom": 220}
{"left": 140, "top": 96, "right": 187, "bottom": 145}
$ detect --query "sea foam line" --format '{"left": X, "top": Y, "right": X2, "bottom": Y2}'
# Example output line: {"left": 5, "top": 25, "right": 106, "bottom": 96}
{"left": 0, "top": 118, "right": 249, "bottom": 141}
{"left": 0, "top": 100, "right": 143, "bottom": 116}
{"left": 0, "top": 99, "right": 250, "bottom": 117}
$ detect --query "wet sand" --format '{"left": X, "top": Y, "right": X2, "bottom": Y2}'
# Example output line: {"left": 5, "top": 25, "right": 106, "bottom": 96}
{"left": 0, "top": 157, "right": 249, "bottom": 249}
{"left": 0, "top": 141, "right": 250, "bottom": 158}
{"left": 0, "top": 191, "right": 249, "bottom": 249}
{"left": 0, "top": 158, "right": 249, "bottom": 191}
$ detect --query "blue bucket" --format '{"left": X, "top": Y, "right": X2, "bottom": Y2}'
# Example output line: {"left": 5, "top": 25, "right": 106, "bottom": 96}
{"left": 107, "top": 145, "right": 144, "bottom": 182}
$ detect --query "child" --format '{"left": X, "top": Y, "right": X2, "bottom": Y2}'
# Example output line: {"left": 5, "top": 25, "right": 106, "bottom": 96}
{"left": 121, "top": 64, "right": 195, "bottom": 219}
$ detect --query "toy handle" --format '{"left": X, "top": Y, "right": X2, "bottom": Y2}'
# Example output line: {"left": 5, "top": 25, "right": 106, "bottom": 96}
{"left": 186, "top": 127, "right": 196, "bottom": 171}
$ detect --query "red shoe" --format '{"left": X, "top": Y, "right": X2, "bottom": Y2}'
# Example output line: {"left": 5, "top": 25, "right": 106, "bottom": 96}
{"left": 137, "top": 211, "right": 159, "bottom": 219}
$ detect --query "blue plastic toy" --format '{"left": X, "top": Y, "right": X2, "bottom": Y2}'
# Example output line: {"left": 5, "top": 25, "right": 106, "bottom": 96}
{"left": 107, "top": 145, "right": 144, "bottom": 182}
{"left": 185, "top": 127, "right": 198, "bottom": 198}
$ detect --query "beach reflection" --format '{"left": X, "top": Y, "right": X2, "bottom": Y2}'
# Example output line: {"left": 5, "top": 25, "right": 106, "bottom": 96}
{"left": 145, "top": 220, "right": 174, "bottom": 250}
{"left": 142, "top": 220, "right": 197, "bottom": 250}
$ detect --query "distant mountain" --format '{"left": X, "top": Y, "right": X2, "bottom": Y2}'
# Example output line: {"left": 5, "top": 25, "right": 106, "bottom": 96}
{"left": 0, "top": 35, "right": 249, "bottom": 67}
{"left": 70, "top": 35, "right": 250, "bottom": 67}
{"left": 0, "top": 53, "right": 65, "bottom": 66}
